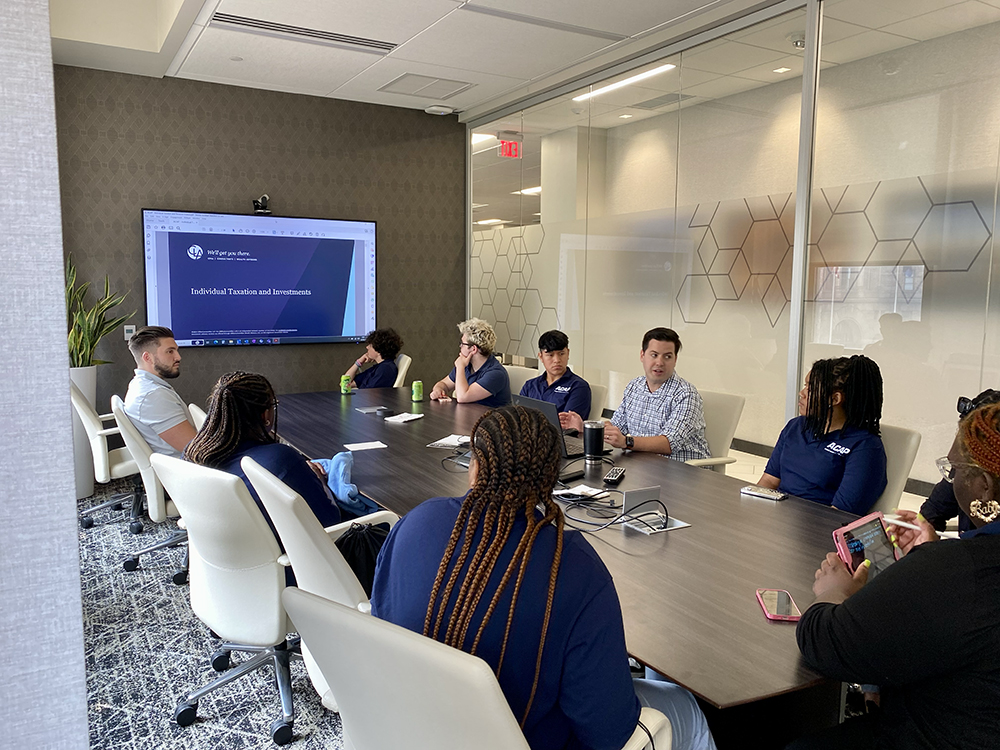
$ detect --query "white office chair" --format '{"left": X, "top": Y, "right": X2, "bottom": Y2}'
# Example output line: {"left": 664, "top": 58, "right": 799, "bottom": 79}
{"left": 685, "top": 390, "right": 746, "bottom": 474}
{"left": 282, "top": 587, "right": 673, "bottom": 750}
{"left": 70, "top": 381, "right": 143, "bottom": 530}
{"left": 150, "top": 454, "right": 302, "bottom": 745}
{"left": 589, "top": 383, "right": 608, "bottom": 420}
{"left": 869, "top": 424, "right": 922, "bottom": 515}
{"left": 504, "top": 364, "right": 537, "bottom": 396}
{"left": 393, "top": 353, "right": 412, "bottom": 388}
{"left": 242, "top": 457, "right": 399, "bottom": 711}
{"left": 111, "top": 395, "right": 188, "bottom": 581}
{"left": 188, "top": 402, "right": 207, "bottom": 431}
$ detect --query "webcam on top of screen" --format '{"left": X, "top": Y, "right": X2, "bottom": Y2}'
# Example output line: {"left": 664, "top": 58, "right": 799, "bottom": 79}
{"left": 253, "top": 194, "right": 271, "bottom": 215}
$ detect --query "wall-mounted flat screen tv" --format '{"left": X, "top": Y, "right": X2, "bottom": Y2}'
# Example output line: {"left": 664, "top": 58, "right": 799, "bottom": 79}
{"left": 143, "top": 209, "right": 376, "bottom": 347}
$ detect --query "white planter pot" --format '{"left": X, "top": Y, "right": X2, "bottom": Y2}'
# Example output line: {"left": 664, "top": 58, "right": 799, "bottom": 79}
{"left": 71, "top": 365, "right": 98, "bottom": 499}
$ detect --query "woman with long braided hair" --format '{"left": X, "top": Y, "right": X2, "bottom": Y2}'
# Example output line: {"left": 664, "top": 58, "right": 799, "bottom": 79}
{"left": 758, "top": 355, "right": 887, "bottom": 514}
{"left": 184, "top": 371, "right": 340, "bottom": 539}
{"left": 789, "top": 402, "right": 1000, "bottom": 749}
{"left": 371, "top": 406, "right": 715, "bottom": 750}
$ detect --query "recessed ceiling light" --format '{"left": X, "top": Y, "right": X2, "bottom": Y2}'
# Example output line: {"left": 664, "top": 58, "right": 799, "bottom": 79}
{"left": 475, "top": 219, "right": 506, "bottom": 225}
{"left": 512, "top": 186, "right": 541, "bottom": 195}
{"left": 573, "top": 63, "right": 676, "bottom": 102}
{"left": 619, "top": 114, "right": 633, "bottom": 119}
{"left": 470, "top": 133, "right": 494, "bottom": 145}
{"left": 230, "top": 56, "right": 244, "bottom": 62}
{"left": 773, "top": 67, "right": 792, "bottom": 74}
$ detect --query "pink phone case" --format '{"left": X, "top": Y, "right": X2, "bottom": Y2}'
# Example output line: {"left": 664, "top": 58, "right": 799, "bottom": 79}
{"left": 832, "top": 511, "right": 901, "bottom": 573}
{"left": 755, "top": 588, "right": 801, "bottom": 622}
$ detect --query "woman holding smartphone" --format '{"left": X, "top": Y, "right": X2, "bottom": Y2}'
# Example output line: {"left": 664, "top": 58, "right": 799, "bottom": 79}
{"left": 788, "top": 402, "right": 1000, "bottom": 749}
{"left": 757, "top": 355, "right": 886, "bottom": 515}
{"left": 371, "top": 406, "right": 716, "bottom": 750}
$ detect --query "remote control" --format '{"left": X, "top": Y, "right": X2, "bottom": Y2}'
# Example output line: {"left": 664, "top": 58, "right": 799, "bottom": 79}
{"left": 740, "top": 485, "right": 786, "bottom": 501}
{"left": 603, "top": 466, "right": 626, "bottom": 485}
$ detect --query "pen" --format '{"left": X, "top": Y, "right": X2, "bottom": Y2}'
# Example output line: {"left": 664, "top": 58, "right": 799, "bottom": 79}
{"left": 882, "top": 516, "right": 921, "bottom": 531}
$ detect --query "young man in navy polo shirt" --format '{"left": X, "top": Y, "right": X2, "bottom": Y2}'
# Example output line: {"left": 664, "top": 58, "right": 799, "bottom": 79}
{"left": 519, "top": 330, "right": 592, "bottom": 419}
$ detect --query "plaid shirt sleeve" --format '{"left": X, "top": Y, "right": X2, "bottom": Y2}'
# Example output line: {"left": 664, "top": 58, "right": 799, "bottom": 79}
{"left": 662, "top": 384, "right": 706, "bottom": 457}
{"left": 610, "top": 381, "right": 632, "bottom": 434}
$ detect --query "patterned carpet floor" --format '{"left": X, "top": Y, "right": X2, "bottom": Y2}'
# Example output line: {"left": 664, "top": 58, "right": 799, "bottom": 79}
{"left": 79, "top": 478, "right": 345, "bottom": 749}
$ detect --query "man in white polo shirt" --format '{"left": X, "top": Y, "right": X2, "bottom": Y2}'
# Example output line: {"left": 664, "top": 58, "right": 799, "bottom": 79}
{"left": 124, "top": 326, "right": 196, "bottom": 458}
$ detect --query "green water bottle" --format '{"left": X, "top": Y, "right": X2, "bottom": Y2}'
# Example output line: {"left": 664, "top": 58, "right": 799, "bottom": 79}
{"left": 412, "top": 380, "right": 423, "bottom": 402}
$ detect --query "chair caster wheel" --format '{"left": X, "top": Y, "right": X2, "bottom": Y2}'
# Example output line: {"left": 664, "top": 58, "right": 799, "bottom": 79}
{"left": 129, "top": 520, "right": 144, "bottom": 534}
{"left": 211, "top": 650, "right": 231, "bottom": 672}
{"left": 80, "top": 516, "right": 95, "bottom": 529}
{"left": 172, "top": 569, "right": 188, "bottom": 585}
{"left": 270, "top": 718, "right": 294, "bottom": 745}
{"left": 174, "top": 701, "right": 198, "bottom": 727}
{"left": 111, "top": 502, "right": 124, "bottom": 511}
{"left": 123, "top": 556, "right": 140, "bottom": 572}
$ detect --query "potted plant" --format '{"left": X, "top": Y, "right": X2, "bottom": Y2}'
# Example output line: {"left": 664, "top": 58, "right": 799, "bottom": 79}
{"left": 66, "top": 255, "right": 133, "bottom": 498}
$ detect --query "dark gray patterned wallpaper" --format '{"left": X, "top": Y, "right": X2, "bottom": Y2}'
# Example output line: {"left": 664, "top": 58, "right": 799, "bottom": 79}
{"left": 54, "top": 65, "right": 466, "bottom": 411}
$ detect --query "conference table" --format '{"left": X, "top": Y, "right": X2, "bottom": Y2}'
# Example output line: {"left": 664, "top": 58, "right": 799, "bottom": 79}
{"left": 278, "top": 387, "right": 852, "bottom": 747}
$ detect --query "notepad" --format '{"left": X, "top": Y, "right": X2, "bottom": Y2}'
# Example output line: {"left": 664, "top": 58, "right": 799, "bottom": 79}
{"left": 384, "top": 413, "right": 423, "bottom": 424}
{"left": 344, "top": 441, "right": 387, "bottom": 451}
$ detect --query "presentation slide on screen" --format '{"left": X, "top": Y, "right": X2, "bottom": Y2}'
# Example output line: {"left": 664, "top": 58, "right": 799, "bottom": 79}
{"left": 144, "top": 211, "right": 376, "bottom": 346}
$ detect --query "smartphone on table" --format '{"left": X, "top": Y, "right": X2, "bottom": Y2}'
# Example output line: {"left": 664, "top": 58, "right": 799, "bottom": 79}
{"left": 756, "top": 588, "right": 801, "bottom": 622}
{"left": 832, "top": 511, "right": 900, "bottom": 581}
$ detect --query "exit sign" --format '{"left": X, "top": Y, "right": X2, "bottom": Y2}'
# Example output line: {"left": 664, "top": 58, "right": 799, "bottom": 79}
{"left": 499, "top": 140, "right": 521, "bottom": 158}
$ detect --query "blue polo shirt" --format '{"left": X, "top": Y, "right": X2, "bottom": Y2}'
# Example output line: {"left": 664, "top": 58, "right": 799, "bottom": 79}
{"left": 448, "top": 354, "right": 511, "bottom": 408}
{"left": 520, "top": 367, "right": 592, "bottom": 419}
{"left": 354, "top": 359, "right": 398, "bottom": 389}
{"left": 765, "top": 416, "right": 887, "bottom": 515}
{"left": 371, "top": 495, "right": 640, "bottom": 750}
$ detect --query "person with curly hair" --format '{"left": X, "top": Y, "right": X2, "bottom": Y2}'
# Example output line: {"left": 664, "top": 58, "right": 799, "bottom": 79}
{"left": 429, "top": 317, "right": 511, "bottom": 407}
{"left": 343, "top": 328, "right": 404, "bottom": 389}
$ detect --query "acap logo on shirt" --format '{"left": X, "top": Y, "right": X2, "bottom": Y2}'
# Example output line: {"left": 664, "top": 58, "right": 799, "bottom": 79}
{"left": 554, "top": 386, "right": 572, "bottom": 393}
{"left": 825, "top": 442, "right": 851, "bottom": 456}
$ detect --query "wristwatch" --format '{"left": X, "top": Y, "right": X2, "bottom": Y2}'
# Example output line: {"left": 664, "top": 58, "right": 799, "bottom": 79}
{"left": 625, "top": 434, "right": 634, "bottom": 450}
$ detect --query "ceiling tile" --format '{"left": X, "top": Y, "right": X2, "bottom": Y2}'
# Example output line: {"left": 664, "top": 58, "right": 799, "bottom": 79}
{"left": 824, "top": 0, "right": 967, "bottom": 30}
{"left": 329, "top": 57, "right": 526, "bottom": 110}
{"left": 215, "top": 0, "right": 463, "bottom": 45}
{"left": 678, "top": 74, "right": 766, "bottom": 100}
{"left": 178, "top": 26, "right": 378, "bottom": 96}
{"left": 680, "top": 40, "right": 787, "bottom": 76}
{"left": 467, "top": 0, "right": 719, "bottom": 37}
{"left": 389, "top": 9, "right": 614, "bottom": 80}
{"left": 820, "top": 29, "right": 918, "bottom": 65}
{"left": 880, "top": 1, "right": 1000, "bottom": 41}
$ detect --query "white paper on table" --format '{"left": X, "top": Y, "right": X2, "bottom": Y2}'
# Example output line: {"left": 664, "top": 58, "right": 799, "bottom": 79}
{"left": 344, "top": 441, "right": 388, "bottom": 451}
{"left": 552, "top": 484, "right": 609, "bottom": 500}
{"left": 384, "top": 413, "right": 424, "bottom": 424}
{"left": 426, "top": 434, "right": 470, "bottom": 449}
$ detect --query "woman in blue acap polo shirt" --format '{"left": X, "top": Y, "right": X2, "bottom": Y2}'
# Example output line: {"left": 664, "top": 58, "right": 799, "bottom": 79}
{"left": 370, "top": 405, "right": 716, "bottom": 750}
{"left": 757, "top": 355, "right": 887, "bottom": 515}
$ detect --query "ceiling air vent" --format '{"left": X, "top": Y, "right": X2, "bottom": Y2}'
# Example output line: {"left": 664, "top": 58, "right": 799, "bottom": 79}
{"left": 211, "top": 13, "right": 396, "bottom": 54}
{"left": 379, "top": 74, "right": 473, "bottom": 101}
{"left": 632, "top": 92, "right": 697, "bottom": 110}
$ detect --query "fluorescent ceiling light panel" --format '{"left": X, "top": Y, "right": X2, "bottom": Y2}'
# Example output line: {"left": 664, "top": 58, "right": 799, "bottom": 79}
{"left": 512, "top": 186, "right": 542, "bottom": 195}
{"left": 572, "top": 63, "right": 676, "bottom": 102}
{"left": 471, "top": 203, "right": 488, "bottom": 209}
{"left": 470, "top": 133, "right": 495, "bottom": 144}
{"left": 619, "top": 114, "right": 633, "bottom": 119}
{"left": 773, "top": 67, "right": 792, "bottom": 73}
{"left": 475, "top": 219, "right": 506, "bottom": 225}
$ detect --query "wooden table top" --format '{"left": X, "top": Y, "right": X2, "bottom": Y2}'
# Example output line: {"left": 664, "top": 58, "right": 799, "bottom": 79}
{"left": 278, "top": 387, "right": 854, "bottom": 709}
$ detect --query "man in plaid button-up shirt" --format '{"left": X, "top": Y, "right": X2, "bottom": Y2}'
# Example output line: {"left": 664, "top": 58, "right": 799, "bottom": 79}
{"left": 560, "top": 328, "right": 709, "bottom": 461}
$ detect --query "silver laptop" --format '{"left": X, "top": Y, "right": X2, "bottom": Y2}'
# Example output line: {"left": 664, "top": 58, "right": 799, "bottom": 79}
{"left": 512, "top": 394, "right": 610, "bottom": 459}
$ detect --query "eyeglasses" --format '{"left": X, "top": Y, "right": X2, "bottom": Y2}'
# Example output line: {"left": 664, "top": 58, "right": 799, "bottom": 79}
{"left": 935, "top": 456, "right": 981, "bottom": 483}
{"left": 270, "top": 399, "right": 280, "bottom": 436}
{"left": 459, "top": 342, "right": 475, "bottom": 350}
{"left": 958, "top": 390, "right": 1000, "bottom": 417}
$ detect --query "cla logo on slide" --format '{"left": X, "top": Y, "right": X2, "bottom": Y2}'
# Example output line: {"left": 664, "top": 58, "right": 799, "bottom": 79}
{"left": 187, "top": 245, "right": 204, "bottom": 260}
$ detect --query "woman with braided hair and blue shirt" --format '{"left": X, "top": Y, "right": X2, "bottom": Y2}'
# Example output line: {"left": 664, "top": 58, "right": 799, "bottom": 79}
{"left": 371, "top": 405, "right": 716, "bottom": 750}
{"left": 758, "top": 355, "right": 887, "bottom": 515}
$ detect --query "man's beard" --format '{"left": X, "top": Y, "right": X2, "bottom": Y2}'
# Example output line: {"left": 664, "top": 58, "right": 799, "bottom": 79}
{"left": 153, "top": 361, "right": 180, "bottom": 380}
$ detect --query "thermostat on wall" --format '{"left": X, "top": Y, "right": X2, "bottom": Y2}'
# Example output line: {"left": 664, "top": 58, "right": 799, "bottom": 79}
{"left": 124, "top": 324, "right": 136, "bottom": 340}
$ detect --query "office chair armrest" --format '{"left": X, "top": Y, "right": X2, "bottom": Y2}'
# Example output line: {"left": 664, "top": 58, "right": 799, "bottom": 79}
{"left": 323, "top": 510, "right": 401, "bottom": 542}
{"left": 621, "top": 707, "right": 672, "bottom": 750}
{"left": 685, "top": 456, "right": 737, "bottom": 468}
{"left": 96, "top": 426, "right": 121, "bottom": 438}
{"left": 277, "top": 554, "right": 291, "bottom": 567}
{"left": 357, "top": 602, "right": 372, "bottom": 615}
{"left": 98, "top": 411, "right": 115, "bottom": 421}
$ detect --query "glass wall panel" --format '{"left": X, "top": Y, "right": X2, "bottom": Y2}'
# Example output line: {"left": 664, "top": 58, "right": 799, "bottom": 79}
{"left": 807, "top": 0, "right": 1000, "bottom": 482}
